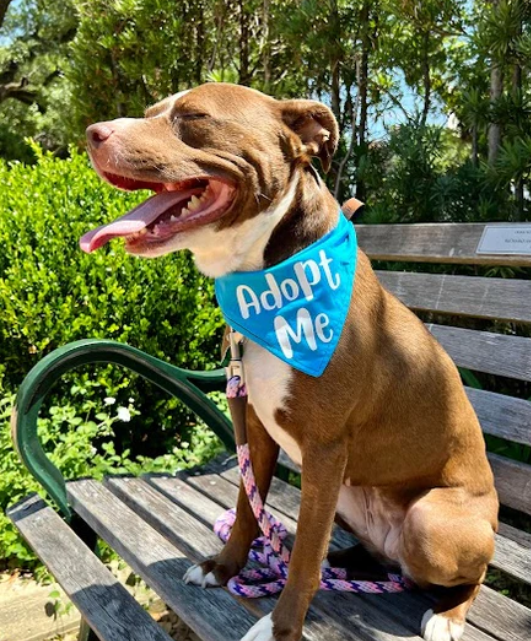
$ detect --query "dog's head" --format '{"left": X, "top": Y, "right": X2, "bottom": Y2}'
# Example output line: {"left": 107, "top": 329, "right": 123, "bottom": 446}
{"left": 81, "top": 83, "right": 338, "bottom": 276}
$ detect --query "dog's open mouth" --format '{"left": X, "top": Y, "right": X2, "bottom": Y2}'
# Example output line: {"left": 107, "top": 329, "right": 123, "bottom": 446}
{"left": 80, "top": 174, "right": 236, "bottom": 254}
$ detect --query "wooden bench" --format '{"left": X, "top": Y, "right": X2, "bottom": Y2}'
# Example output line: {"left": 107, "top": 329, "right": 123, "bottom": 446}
{"left": 8, "top": 221, "right": 531, "bottom": 641}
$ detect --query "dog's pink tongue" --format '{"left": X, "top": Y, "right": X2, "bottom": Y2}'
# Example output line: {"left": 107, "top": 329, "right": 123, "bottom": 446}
{"left": 80, "top": 189, "right": 195, "bottom": 253}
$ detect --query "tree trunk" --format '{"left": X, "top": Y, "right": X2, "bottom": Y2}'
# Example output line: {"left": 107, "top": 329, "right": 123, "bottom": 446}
{"left": 356, "top": 0, "right": 371, "bottom": 201}
{"left": 209, "top": 1, "right": 227, "bottom": 73}
{"left": 512, "top": 12, "right": 524, "bottom": 220}
{"left": 239, "top": 0, "right": 251, "bottom": 85}
{"left": 263, "top": 0, "right": 270, "bottom": 86}
{"left": 420, "top": 30, "right": 431, "bottom": 127}
{"left": 488, "top": 63, "right": 503, "bottom": 164}
{"left": 195, "top": 0, "right": 205, "bottom": 84}
{"left": 0, "top": 0, "right": 14, "bottom": 30}
{"left": 334, "top": 57, "right": 361, "bottom": 200}
{"left": 472, "top": 125, "right": 478, "bottom": 167}
{"left": 488, "top": 0, "right": 503, "bottom": 165}
{"left": 329, "top": 0, "right": 341, "bottom": 122}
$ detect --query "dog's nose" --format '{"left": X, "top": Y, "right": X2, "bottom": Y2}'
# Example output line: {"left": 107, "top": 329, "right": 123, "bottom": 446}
{"left": 86, "top": 123, "right": 114, "bottom": 148}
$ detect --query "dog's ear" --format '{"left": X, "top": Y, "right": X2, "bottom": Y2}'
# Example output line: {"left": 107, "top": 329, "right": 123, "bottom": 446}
{"left": 279, "top": 100, "right": 339, "bottom": 173}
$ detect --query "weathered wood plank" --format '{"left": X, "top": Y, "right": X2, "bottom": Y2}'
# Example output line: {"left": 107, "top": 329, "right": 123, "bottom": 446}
{"left": 488, "top": 453, "right": 531, "bottom": 517}
{"left": 7, "top": 494, "right": 172, "bottom": 641}
{"left": 494, "top": 523, "right": 531, "bottom": 585}
{"left": 357, "top": 223, "right": 531, "bottom": 267}
{"left": 376, "top": 271, "right": 531, "bottom": 323}
{"left": 471, "top": 584, "right": 531, "bottom": 641}
{"left": 216, "top": 465, "right": 531, "bottom": 640}
{"left": 106, "top": 475, "right": 418, "bottom": 641}
{"left": 429, "top": 324, "right": 531, "bottom": 383}
{"left": 66, "top": 479, "right": 257, "bottom": 641}
{"left": 467, "top": 388, "right": 531, "bottom": 447}
{"left": 160, "top": 472, "right": 501, "bottom": 641}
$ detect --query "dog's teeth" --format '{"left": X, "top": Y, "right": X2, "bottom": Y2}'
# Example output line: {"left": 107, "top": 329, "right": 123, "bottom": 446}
{"left": 188, "top": 195, "right": 201, "bottom": 211}
{"left": 181, "top": 207, "right": 190, "bottom": 216}
{"left": 126, "top": 228, "right": 147, "bottom": 241}
{"left": 170, "top": 215, "right": 177, "bottom": 222}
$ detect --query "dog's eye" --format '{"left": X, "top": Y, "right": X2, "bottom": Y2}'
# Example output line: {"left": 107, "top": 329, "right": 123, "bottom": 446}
{"left": 176, "top": 113, "right": 209, "bottom": 121}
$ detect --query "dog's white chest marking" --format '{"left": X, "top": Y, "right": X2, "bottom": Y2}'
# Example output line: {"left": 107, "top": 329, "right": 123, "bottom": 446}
{"left": 243, "top": 340, "right": 301, "bottom": 466}
{"left": 336, "top": 486, "right": 405, "bottom": 562}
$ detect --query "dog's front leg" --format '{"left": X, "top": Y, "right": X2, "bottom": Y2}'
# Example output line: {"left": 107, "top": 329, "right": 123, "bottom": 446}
{"left": 242, "top": 441, "right": 347, "bottom": 641}
{"left": 184, "top": 405, "right": 279, "bottom": 587}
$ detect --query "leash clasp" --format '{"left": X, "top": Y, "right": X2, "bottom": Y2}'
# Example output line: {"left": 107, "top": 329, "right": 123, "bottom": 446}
{"left": 225, "top": 328, "right": 245, "bottom": 385}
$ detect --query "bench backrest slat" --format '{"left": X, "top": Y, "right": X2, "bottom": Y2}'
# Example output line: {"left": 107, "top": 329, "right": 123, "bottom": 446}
{"left": 488, "top": 453, "right": 531, "bottom": 516}
{"left": 467, "top": 388, "right": 531, "bottom": 448}
{"left": 357, "top": 223, "right": 531, "bottom": 266}
{"left": 428, "top": 325, "right": 531, "bottom": 383}
{"left": 377, "top": 271, "right": 531, "bottom": 323}
{"left": 357, "top": 221, "right": 531, "bottom": 518}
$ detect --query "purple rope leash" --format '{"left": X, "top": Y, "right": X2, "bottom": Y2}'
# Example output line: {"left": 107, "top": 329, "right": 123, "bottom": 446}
{"left": 218, "top": 374, "right": 411, "bottom": 599}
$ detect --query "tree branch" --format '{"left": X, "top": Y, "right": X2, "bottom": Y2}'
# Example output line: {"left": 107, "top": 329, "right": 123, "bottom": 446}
{"left": 0, "top": 0, "right": 15, "bottom": 30}
{"left": 0, "top": 80, "right": 39, "bottom": 106}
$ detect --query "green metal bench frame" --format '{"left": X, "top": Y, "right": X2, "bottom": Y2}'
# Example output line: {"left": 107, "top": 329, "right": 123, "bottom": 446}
{"left": 11, "top": 338, "right": 236, "bottom": 521}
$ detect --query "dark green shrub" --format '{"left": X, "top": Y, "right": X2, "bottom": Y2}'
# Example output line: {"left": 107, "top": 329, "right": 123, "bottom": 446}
{"left": 360, "top": 124, "right": 512, "bottom": 224}
{"left": 0, "top": 146, "right": 228, "bottom": 568}
{"left": 0, "top": 144, "right": 224, "bottom": 426}
{"left": 0, "top": 390, "right": 223, "bottom": 571}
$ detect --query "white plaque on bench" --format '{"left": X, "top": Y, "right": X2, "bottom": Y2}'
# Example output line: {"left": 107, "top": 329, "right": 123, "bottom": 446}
{"left": 477, "top": 224, "right": 531, "bottom": 255}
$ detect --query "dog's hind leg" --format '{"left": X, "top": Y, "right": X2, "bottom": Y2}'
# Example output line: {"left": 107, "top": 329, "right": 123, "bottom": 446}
{"left": 399, "top": 487, "right": 497, "bottom": 641}
{"left": 184, "top": 405, "right": 279, "bottom": 587}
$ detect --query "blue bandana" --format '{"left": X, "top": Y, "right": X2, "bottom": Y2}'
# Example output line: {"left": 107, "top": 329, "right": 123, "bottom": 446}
{"left": 215, "top": 212, "right": 357, "bottom": 377}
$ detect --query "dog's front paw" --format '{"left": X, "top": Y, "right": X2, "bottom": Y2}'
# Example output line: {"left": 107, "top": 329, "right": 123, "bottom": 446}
{"left": 421, "top": 610, "right": 465, "bottom": 641}
{"left": 183, "top": 562, "right": 222, "bottom": 588}
{"left": 183, "top": 555, "right": 242, "bottom": 588}
{"left": 241, "top": 614, "right": 275, "bottom": 641}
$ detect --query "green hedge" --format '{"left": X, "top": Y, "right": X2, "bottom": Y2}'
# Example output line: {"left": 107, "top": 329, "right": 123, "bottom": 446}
{"left": 0, "top": 146, "right": 226, "bottom": 570}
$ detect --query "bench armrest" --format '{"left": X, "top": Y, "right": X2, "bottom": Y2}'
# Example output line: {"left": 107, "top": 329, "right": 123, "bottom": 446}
{"left": 11, "top": 339, "right": 233, "bottom": 520}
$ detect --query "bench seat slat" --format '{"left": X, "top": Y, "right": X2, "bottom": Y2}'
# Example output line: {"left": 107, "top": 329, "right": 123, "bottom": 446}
{"left": 376, "top": 271, "right": 531, "bottom": 323}
{"left": 107, "top": 475, "right": 419, "bottom": 641}
{"left": 429, "top": 324, "right": 531, "bottom": 383}
{"left": 66, "top": 479, "right": 257, "bottom": 641}
{"left": 7, "top": 494, "right": 172, "bottom": 641}
{"left": 495, "top": 524, "right": 531, "bottom": 585}
{"left": 357, "top": 223, "right": 531, "bottom": 267}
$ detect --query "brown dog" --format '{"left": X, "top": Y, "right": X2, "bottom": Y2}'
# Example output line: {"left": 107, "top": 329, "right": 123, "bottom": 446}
{"left": 82, "top": 83, "right": 498, "bottom": 641}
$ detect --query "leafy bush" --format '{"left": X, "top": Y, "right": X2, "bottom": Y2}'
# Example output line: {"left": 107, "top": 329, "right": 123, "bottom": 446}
{"left": 0, "top": 146, "right": 226, "bottom": 569}
{"left": 0, "top": 145, "right": 224, "bottom": 444}
{"left": 361, "top": 124, "right": 513, "bottom": 224}
{"left": 0, "top": 391, "right": 223, "bottom": 571}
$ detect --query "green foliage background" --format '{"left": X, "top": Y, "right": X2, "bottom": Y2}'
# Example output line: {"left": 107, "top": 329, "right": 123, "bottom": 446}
{"left": 0, "top": 147, "right": 225, "bottom": 569}
{"left": 0, "top": 0, "right": 530, "bottom": 572}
